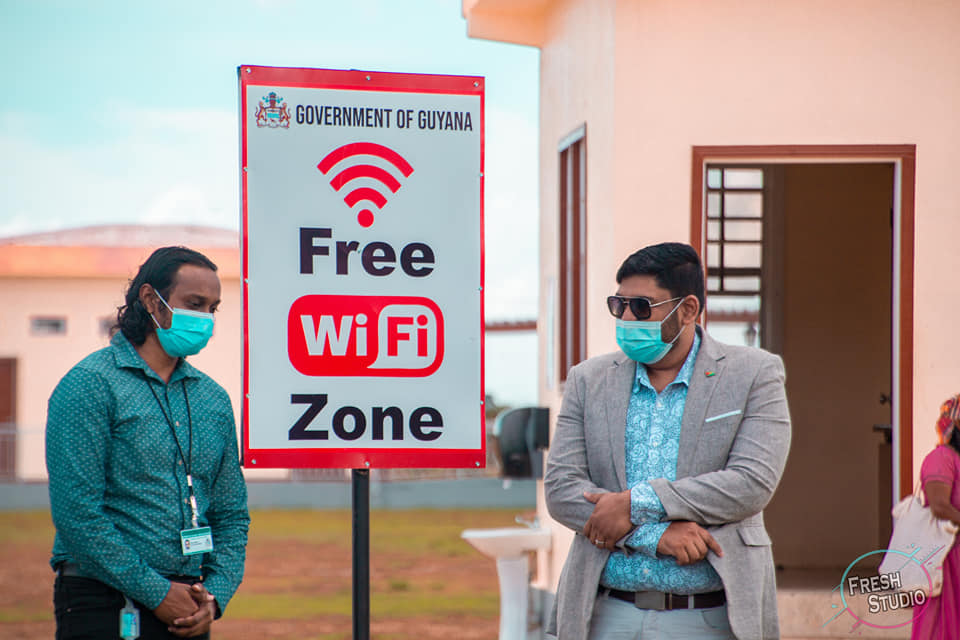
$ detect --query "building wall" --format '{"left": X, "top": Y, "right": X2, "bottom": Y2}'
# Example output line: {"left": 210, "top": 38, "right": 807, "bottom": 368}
{"left": 0, "top": 272, "right": 283, "bottom": 481}
{"left": 534, "top": 0, "right": 618, "bottom": 590}
{"left": 513, "top": 0, "right": 960, "bottom": 590}
{"left": 1, "top": 277, "right": 128, "bottom": 479}
{"left": 608, "top": 0, "right": 958, "bottom": 478}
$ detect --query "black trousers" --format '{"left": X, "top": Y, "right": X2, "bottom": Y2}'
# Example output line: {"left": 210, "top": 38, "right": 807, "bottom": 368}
{"left": 53, "top": 575, "right": 210, "bottom": 640}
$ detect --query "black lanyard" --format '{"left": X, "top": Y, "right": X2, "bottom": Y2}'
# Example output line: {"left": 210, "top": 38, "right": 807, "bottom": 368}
{"left": 145, "top": 376, "right": 199, "bottom": 528}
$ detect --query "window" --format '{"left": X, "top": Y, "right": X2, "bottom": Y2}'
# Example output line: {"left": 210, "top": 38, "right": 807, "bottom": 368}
{"left": 558, "top": 125, "right": 587, "bottom": 381}
{"left": 705, "top": 167, "right": 763, "bottom": 346}
{"left": 99, "top": 316, "right": 116, "bottom": 337}
{"left": 30, "top": 316, "right": 67, "bottom": 336}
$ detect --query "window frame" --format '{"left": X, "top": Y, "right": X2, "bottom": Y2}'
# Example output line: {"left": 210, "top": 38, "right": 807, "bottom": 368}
{"left": 558, "top": 124, "right": 587, "bottom": 382}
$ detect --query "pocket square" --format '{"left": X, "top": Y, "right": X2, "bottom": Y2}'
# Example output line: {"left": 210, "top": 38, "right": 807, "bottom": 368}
{"left": 705, "top": 409, "right": 743, "bottom": 423}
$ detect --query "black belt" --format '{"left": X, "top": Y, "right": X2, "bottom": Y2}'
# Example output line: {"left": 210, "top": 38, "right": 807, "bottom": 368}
{"left": 57, "top": 562, "right": 201, "bottom": 583}
{"left": 599, "top": 586, "right": 726, "bottom": 610}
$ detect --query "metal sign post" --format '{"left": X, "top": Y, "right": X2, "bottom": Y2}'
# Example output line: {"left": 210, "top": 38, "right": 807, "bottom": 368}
{"left": 352, "top": 469, "right": 370, "bottom": 640}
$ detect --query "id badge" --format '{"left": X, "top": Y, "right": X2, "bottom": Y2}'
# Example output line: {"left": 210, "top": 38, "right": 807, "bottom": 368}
{"left": 180, "top": 526, "right": 214, "bottom": 556}
{"left": 120, "top": 597, "right": 140, "bottom": 640}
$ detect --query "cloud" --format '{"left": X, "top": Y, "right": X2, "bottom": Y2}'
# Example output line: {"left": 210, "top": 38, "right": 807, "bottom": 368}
{"left": 0, "top": 213, "right": 72, "bottom": 238}
{"left": 0, "top": 106, "right": 240, "bottom": 234}
{"left": 482, "top": 104, "right": 539, "bottom": 320}
{"left": 0, "top": 99, "right": 539, "bottom": 319}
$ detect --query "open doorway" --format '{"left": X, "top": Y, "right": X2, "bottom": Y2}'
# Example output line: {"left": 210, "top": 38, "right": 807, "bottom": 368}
{"left": 691, "top": 146, "right": 915, "bottom": 570}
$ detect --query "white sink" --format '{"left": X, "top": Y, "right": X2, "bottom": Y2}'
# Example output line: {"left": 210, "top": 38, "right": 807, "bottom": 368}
{"left": 461, "top": 527, "right": 552, "bottom": 640}
{"left": 461, "top": 526, "right": 552, "bottom": 558}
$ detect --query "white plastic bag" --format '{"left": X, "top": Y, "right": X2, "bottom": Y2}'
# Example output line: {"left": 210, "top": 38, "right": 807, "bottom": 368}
{"left": 878, "top": 486, "right": 958, "bottom": 597}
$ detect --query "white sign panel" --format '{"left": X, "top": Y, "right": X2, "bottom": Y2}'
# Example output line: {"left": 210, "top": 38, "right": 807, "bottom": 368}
{"left": 239, "top": 66, "right": 484, "bottom": 469}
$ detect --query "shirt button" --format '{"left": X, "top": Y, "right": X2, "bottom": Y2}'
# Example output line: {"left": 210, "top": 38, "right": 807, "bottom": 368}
{"left": 175, "top": 421, "right": 180, "bottom": 426}
{"left": 178, "top": 460, "right": 183, "bottom": 465}
{"left": 184, "top": 498, "right": 190, "bottom": 504}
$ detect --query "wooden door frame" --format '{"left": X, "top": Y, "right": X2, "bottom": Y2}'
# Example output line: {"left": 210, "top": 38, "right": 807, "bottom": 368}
{"left": 690, "top": 144, "right": 916, "bottom": 500}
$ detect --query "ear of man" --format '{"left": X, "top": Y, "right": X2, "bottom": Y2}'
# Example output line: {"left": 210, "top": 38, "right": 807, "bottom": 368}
{"left": 680, "top": 294, "right": 700, "bottom": 324}
{"left": 138, "top": 283, "right": 169, "bottom": 320}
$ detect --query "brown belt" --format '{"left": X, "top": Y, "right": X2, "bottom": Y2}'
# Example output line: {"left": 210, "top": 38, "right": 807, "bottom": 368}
{"left": 599, "top": 586, "right": 726, "bottom": 610}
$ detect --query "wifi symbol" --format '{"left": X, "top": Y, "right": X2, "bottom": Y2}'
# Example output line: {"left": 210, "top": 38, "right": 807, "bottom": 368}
{"left": 317, "top": 142, "right": 414, "bottom": 228}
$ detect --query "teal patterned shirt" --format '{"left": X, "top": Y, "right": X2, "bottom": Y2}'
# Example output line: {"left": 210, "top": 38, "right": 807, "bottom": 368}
{"left": 46, "top": 332, "right": 249, "bottom": 612}
{"left": 600, "top": 330, "right": 724, "bottom": 593}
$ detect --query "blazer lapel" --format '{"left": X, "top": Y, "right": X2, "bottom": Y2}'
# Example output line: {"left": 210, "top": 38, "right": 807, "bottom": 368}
{"left": 677, "top": 329, "right": 726, "bottom": 479}
{"left": 604, "top": 354, "right": 636, "bottom": 490}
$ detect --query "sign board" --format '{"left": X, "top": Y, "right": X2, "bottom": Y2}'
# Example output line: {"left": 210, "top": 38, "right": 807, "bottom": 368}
{"left": 239, "top": 66, "right": 484, "bottom": 469}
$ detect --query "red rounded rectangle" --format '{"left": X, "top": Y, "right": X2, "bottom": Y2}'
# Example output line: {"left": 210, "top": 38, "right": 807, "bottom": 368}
{"left": 288, "top": 295, "right": 444, "bottom": 377}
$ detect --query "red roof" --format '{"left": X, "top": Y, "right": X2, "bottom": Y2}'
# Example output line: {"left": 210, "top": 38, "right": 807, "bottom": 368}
{"left": 0, "top": 225, "right": 241, "bottom": 279}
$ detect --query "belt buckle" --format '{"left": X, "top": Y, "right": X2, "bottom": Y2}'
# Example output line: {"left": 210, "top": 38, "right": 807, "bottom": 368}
{"left": 660, "top": 593, "right": 693, "bottom": 610}
{"left": 632, "top": 591, "right": 667, "bottom": 611}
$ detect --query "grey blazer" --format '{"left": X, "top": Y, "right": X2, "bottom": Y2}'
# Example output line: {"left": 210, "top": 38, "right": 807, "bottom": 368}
{"left": 544, "top": 329, "right": 791, "bottom": 640}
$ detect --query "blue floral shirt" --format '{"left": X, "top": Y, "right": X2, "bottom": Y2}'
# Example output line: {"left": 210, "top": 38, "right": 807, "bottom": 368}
{"left": 46, "top": 332, "right": 249, "bottom": 612}
{"left": 600, "top": 331, "right": 724, "bottom": 593}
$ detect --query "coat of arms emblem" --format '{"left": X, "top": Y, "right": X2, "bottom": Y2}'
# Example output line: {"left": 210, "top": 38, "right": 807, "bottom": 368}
{"left": 255, "top": 92, "right": 292, "bottom": 128}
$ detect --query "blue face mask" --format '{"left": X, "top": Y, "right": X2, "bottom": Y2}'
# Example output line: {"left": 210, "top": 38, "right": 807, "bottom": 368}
{"left": 615, "top": 299, "right": 687, "bottom": 364}
{"left": 150, "top": 290, "right": 215, "bottom": 358}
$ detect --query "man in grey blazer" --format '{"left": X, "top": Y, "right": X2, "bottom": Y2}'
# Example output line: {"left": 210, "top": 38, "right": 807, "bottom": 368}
{"left": 545, "top": 242, "right": 791, "bottom": 640}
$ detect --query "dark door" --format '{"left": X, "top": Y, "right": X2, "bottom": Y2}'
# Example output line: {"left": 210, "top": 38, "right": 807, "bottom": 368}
{"left": 0, "top": 359, "right": 16, "bottom": 480}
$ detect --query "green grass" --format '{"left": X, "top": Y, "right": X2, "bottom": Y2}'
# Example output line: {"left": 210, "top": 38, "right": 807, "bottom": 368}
{"left": 245, "top": 507, "right": 519, "bottom": 560}
{"left": 0, "top": 508, "right": 519, "bottom": 548}
{"left": 388, "top": 578, "right": 410, "bottom": 592}
{"left": 0, "top": 510, "right": 55, "bottom": 544}
{"left": 0, "top": 507, "right": 515, "bottom": 630}
{"left": 230, "top": 508, "right": 513, "bottom": 621}
{"left": 0, "top": 609, "right": 51, "bottom": 623}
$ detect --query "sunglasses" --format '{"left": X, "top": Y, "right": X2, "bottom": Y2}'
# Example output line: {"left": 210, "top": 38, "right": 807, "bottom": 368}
{"left": 606, "top": 295, "right": 681, "bottom": 320}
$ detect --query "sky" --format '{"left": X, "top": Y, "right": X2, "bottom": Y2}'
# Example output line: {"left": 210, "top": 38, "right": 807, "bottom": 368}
{"left": 0, "top": 0, "right": 540, "bottom": 321}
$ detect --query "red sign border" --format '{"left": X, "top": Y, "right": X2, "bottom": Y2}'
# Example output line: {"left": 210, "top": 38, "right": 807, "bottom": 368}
{"left": 239, "top": 65, "right": 485, "bottom": 469}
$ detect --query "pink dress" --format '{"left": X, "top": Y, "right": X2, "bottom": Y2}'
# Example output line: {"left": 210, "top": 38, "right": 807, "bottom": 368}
{"left": 911, "top": 445, "right": 960, "bottom": 640}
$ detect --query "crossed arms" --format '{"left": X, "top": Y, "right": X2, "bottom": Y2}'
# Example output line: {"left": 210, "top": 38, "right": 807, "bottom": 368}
{"left": 544, "top": 353, "right": 791, "bottom": 564}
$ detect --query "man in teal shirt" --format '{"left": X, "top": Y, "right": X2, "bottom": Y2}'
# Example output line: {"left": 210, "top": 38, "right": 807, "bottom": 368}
{"left": 47, "top": 246, "right": 249, "bottom": 639}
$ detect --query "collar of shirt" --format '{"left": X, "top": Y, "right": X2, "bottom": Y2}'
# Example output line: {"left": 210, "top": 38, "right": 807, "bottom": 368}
{"left": 109, "top": 331, "right": 200, "bottom": 385}
{"left": 634, "top": 326, "right": 702, "bottom": 393}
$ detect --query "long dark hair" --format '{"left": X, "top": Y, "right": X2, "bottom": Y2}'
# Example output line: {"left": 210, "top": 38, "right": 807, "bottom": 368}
{"left": 114, "top": 247, "right": 218, "bottom": 345}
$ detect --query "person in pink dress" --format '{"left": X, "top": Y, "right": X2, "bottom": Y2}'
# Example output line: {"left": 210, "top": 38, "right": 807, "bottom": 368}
{"left": 911, "top": 393, "right": 960, "bottom": 640}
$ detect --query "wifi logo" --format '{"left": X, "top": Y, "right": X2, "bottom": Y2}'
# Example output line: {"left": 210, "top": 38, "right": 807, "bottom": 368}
{"left": 317, "top": 142, "right": 414, "bottom": 228}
